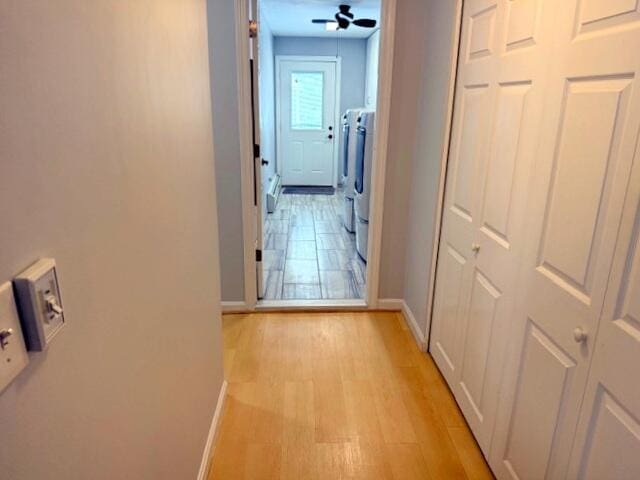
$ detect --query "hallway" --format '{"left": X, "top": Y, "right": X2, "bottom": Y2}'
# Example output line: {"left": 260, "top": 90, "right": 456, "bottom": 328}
{"left": 208, "top": 312, "right": 493, "bottom": 479}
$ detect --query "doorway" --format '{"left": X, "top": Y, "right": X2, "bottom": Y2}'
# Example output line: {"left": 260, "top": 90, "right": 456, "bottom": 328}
{"left": 239, "top": 0, "right": 389, "bottom": 305}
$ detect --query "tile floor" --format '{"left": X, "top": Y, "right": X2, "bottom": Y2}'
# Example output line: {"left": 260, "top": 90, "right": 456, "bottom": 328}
{"left": 262, "top": 190, "right": 366, "bottom": 300}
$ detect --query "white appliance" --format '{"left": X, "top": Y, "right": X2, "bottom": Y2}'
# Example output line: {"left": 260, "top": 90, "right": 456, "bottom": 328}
{"left": 340, "top": 108, "right": 365, "bottom": 232}
{"left": 354, "top": 111, "right": 375, "bottom": 261}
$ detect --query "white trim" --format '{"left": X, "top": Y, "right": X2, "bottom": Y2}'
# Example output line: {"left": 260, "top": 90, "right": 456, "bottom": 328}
{"left": 400, "top": 301, "right": 427, "bottom": 352}
{"left": 423, "top": 0, "right": 464, "bottom": 350}
{"left": 196, "top": 380, "right": 228, "bottom": 480}
{"left": 238, "top": 0, "right": 397, "bottom": 310}
{"left": 363, "top": 0, "right": 397, "bottom": 309}
{"left": 221, "top": 301, "right": 251, "bottom": 313}
{"left": 256, "top": 299, "right": 367, "bottom": 311}
{"left": 235, "top": 0, "right": 258, "bottom": 309}
{"left": 274, "top": 55, "right": 342, "bottom": 188}
{"left": 376, "top": 298, "right": 404, "bottom": 311}
{"left": 378, "top": 299, "right": 426, "bottom": 351}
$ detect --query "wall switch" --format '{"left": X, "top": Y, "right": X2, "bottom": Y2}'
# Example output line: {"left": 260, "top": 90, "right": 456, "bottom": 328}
{"left": 0, "top": 282, "right": 29, "bottom": 393}
{"left": 14, "top": 258, "right": 65, "bottom": 351}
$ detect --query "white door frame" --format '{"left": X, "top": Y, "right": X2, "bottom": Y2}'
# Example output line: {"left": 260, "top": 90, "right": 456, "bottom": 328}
{"left": 235, "top": 0, "right": 397, "bottom": 310}
{"left": 275, "top": 55, "right": 342, "bottom": 188}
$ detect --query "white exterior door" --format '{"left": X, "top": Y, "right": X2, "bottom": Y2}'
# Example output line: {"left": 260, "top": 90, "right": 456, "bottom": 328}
{"left": 278, "top": 59, "right": 337, "bottom": 186}
{"left": 429, "top": 0, "right": 551, "bottom": 454}
{"left": 490, "top": 0, "right": 640, "bottom": 478}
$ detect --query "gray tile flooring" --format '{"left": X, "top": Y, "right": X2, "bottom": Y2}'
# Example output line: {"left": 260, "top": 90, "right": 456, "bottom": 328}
{"left": 262, "top": 190, "right": 366, "bottom": 300}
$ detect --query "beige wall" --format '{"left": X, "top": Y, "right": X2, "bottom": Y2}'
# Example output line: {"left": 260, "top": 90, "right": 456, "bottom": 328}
{"left": 0, "top": 1, "right": 224, "bottom": 478}
{"left": 208, "top": 0, "right": 246, "bottom": 302}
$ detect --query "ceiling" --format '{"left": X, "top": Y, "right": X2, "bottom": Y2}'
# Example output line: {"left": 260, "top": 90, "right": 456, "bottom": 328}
{"left": 260, "top": 0, "right": 381, "bottom": 39}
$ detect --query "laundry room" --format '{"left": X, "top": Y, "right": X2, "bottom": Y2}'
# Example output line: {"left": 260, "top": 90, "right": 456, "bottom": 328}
{"left": 253, "top": 0, "right": 382, "bottom": 302}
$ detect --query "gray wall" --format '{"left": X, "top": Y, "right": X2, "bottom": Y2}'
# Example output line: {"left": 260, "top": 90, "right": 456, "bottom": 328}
{"left": 208, "top": 0, "right": 245, "bottom": 302}
{"left": 0, "top": 1, "right": 224, "bottom": 478}
{"left": 274, "top": 36, "right": 367, "bottom": 115}
{"left": 378, "top": 0, "right": 430, "bottom": 299}
{"left": 259, "top": 15, "right": 278, "bottom": 197}
{"left": 402, "top": 0, "right": 460, "bottom": 336}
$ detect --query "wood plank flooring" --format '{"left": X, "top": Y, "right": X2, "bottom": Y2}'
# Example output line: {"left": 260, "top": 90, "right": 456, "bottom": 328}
{"left": 208, "top": 312, "right": 493, "bottom": 479}
{"left": 263, "top": 191, "right": 366, "bottom": 300}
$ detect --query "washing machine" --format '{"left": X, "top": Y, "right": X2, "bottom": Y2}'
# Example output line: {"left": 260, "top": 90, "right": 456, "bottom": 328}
{"left": 354, "top": 111, "right": 375, "bottom": 261}
{"left": 340, "top": 108, "right": 365, "bottom": 233}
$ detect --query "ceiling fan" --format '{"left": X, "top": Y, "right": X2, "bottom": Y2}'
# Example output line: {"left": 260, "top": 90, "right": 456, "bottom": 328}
{"left": 312, "top": 4, "right": 377, "bottom": 30}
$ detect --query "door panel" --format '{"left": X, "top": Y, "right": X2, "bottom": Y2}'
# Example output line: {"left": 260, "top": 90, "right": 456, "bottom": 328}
{"left": 458, "top": 270, "right": 502, "bottom": 420}
{"left": 431, "top": 0, "right": 550, "bottom": 456}
{"left": 431, "top": 244, "right": 470, "bottom": 381}
{"left": 451, "top": 85, "right": 492, "bottom": 221}
{"left": 480, "top": 81, "right": 531, "bottom": 248}
{"left": 573, "top": 386, "right": 640, "bottom": 479}
{"left": 538, "top": 77, "right": 633, "bottom": 296}
{"left": 490, "top": 0, "right": 640, "bottom": 477}
{"left": 278, "top": 59, "right": 336, "bottom": 186}
{"left": 501, "top": 319, "right": 577, "bottom": 479}
{"left": 566, "top": 110, "right": 640, "bottom": 479}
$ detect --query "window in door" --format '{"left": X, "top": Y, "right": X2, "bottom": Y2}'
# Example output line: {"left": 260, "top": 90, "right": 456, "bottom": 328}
{"left": 290, "top": 71, "right": 324, "bottom": 130}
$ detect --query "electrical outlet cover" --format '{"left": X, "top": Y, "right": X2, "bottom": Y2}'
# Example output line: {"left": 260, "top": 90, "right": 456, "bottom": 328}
{"left": 14, "top": 258, "right": 65, "bottom": 351}
{"left": 0, "top": 282, "right": 29, "bottom": 393}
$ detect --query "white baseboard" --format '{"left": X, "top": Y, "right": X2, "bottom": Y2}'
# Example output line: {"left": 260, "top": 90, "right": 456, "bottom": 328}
{"left": 221, "top": 301, "right": 250, "bottom": 313}
{"left": 377, "top": 298, "right": 404, "bottom": 311}
{"left": 196, "top": 380, "right": 228, "bottom": 480}
{"left": 401, "top": 301, "right": 427, "bottom": 351}
{"left": 377, "top": 299, "right": 427, "bottom": 351}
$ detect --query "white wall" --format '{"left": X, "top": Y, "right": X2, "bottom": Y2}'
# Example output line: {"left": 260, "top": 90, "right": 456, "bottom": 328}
{"left": 274, "top": 36, "right": 368, "bottom": 114}
{"left": 364, "top": 30, "right": 381, "bottom": 109}
{"left": 208, "top": 0, "right": 246, "bottom": 302}
{"left": 0, "top": 1, "right": 224, "bottom": 478}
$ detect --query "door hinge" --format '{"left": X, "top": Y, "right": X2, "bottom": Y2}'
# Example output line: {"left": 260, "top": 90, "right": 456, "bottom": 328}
{"left": 249, "top": 20, "right": 258, "bottom": 38}
{"left": 254, "top": 143, "right": 261, "bottom": 158}
{"left": 256, "top": 249, "right": 262, "bottom": 262}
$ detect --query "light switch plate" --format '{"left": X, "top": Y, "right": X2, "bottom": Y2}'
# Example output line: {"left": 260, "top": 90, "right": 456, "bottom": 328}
{"left": 14, "top": 258, "right": 65, "bottom": 351}
{"left": 0, "top": 282, "right": 29, "bottom": 393}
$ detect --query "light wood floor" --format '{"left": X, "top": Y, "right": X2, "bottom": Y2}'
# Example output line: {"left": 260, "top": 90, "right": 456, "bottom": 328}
{"left": 208, "top": 312, "right": 494, "bottom": 480}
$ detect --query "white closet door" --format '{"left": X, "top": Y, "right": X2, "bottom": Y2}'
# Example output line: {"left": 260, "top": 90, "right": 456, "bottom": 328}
{"left": 490, "top": 0, "right": 640, "bottom": 478}
{"left": 566, "top": 88, "right": 640, "bottom": 480}
{"left": 430, "top": 0, "right": 552, "bottom": 454}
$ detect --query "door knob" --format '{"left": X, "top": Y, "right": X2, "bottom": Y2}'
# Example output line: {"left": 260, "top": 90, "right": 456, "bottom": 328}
{"left": 261, "top": 158, "right": 269, "bottom": 166}
{"left": 472, "top": 243, "right": 481, "bottom": 254}
{"left": 328, "top": 134, "right": 334, "bottom": 139}
{"left": 573, "top": 327, "right": 588, "bottom": 343}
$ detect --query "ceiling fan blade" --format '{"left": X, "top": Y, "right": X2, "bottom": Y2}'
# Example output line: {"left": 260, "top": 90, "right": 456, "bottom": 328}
{"left": 338, "top": 4, "right": 354, "bottom": 19}
{"left": 352, "top": 18, "right": 377, "bottom": 28}
{"left": 311, "top": 19, "right": 335, "bottom": 24}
